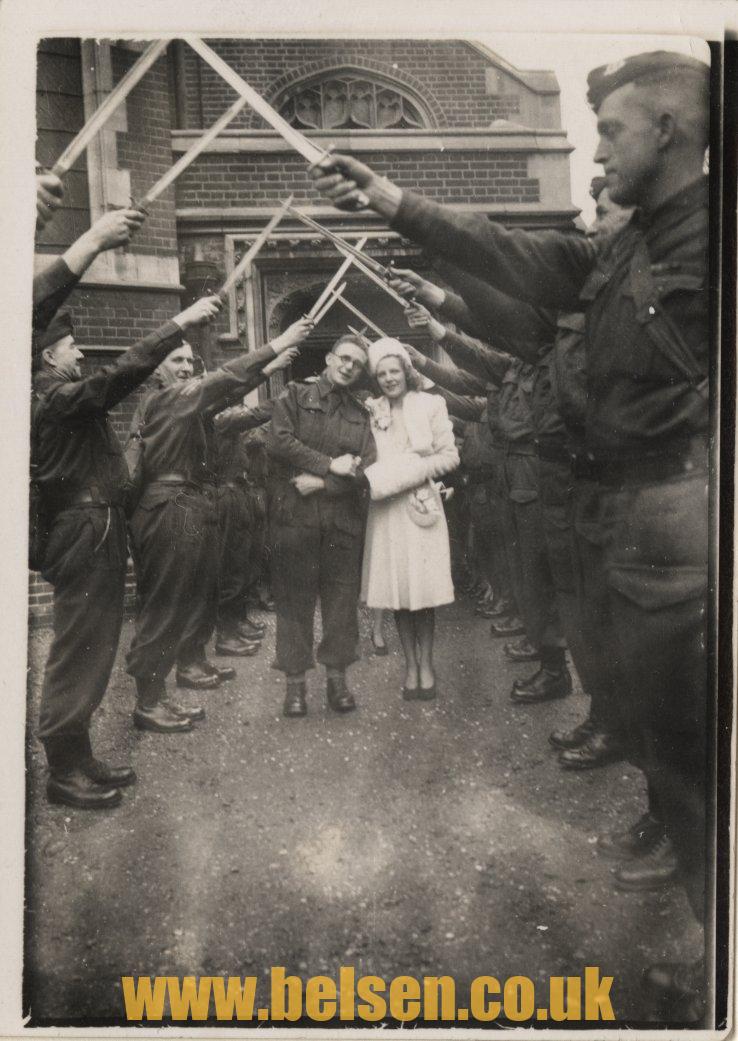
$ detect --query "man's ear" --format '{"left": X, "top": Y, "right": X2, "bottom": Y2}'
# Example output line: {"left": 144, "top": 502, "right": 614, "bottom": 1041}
{"left": 41, "top": 346, "right": 56, "bottom": 368}
{"left": 656, "top": 111, "right": 677, "bottom": 151}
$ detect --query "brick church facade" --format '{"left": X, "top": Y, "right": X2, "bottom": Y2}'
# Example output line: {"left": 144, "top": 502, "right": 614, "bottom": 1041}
{"left": 31, "top": 37, "right": 576, "bottom": 622}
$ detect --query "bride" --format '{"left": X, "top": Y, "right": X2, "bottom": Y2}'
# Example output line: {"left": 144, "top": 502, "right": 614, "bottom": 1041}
{"left": 361, "top": 338, "right": 460, "bottom": 699}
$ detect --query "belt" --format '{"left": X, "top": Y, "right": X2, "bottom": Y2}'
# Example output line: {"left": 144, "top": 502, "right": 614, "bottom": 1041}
{"left": 150, "top": 472, "right": 191, "bottom": 485}
{"left": 536, "top": 441, "right": 576, "bottom": 465}
{"left": 505, "top": 440, "right": 536, "bottom": 457}
{"left": 573, "top": 447, "right": 708, "bottom": 485}
{"left": 57, "top": 489, "right": 115, "bottom": 508}
{"left": 465, "top": 469, "right": 496, "bottom": 486}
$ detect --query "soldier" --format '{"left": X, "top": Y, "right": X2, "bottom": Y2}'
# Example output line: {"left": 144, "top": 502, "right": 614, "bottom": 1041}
{"left": 266, "top": 334, "right": 376, "bottom": 717}
{"left": 32, "top": 295, "right": 221, "bottom": 810}
{"left": 312, "top": 51, "right": 711, "bottom": 1015}
{"left": 404, "top": 302, "right": 570, "bottom": 698}
{"left": 212, "top": 399, "right": 276, "bottom": 654}
{"left": 125, "top": 318, "right": 312, "bottom": 729}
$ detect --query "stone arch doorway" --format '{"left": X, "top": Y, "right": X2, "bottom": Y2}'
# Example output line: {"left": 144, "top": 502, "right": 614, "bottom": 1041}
{"left": 267, "top": 270, "right": 432, "bottom": 386}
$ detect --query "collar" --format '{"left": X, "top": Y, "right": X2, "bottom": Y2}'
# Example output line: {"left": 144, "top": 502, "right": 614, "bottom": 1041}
{"left": 634, "top": 176, "right": 708, "bottom": 232}
{"left": 317, "top": 372, "right": 337, "bottom": 398}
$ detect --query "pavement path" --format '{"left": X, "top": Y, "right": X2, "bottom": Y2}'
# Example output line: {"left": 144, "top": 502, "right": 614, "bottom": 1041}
{"left": 24, "top": 599, "right": 702, "bottom": 1026}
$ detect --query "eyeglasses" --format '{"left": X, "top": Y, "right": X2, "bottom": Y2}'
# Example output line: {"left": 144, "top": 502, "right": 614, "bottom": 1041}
{"left": 333, "top": 354, "right": 365, "bottom": 372}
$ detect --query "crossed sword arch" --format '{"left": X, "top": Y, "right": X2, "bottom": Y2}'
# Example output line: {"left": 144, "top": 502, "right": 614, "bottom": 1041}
{"left": 47, "top": 36, "right": 415, "bottom": 342}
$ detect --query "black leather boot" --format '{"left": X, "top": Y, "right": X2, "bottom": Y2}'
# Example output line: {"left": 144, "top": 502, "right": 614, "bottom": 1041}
{"left": 504, "top": 636, "right": 540, "bottom": 662}
{"left": 549, "top": 718, "right": 595, "bottom": 749}
{"left": 133, "top": 678, "right": 193, "bottom": 733}
{"left": 597, "top": 812, "right": 667, "bottom": 860}
{"left": 326, "top": 673, "right": 356, "bottom": 713}
{"left": 79, "top": 732, "right": 136, "bottom": 788}
{"left": 199, "top": 658, "right": 236, "bottom": 682}
{"left": 214, "top": 635, "right": 260, "bottom": 658}
{"left": 510, "top": 665, "right": 572, "bottom": 703}
{"left": 44, "top": 735, "right": 122, "bottom": 810}
{"left": 490, "top": 616, "right": 525, "bottom": 637}
{"left": 558, "top": 730, "right": 624, "bottom": 769}
{"left": 613, "top": 833, "right": 678, "bottom": 890}
{"left": 283, "top": 678, "right": 307, "bottom": 718}
{"left": 237, "top": 618, "right": 265, "bottom": 641}
{"left": 176, "top": 661, "right": 221, "bottom": 688}
{"left": 642, "top": 960, "right": 705, "bottom": 1023}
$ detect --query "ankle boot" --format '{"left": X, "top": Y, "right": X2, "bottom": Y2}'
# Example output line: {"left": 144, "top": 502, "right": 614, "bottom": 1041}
{"left": 78, "top": 732, "right": 136, "bottom": 788}
{"left": 283, "top": 677, "right": 307, "bottom": 718}
{"left": 44, "top": 735, "right": 122, "bottom": 810}
{"left": 326, "top": 673, "right": 356, "bottom": 713}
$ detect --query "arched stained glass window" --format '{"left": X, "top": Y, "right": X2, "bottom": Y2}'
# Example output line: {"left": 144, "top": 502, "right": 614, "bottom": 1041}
{"left": 278, "top": 73, "right": 428, "bottom": 130}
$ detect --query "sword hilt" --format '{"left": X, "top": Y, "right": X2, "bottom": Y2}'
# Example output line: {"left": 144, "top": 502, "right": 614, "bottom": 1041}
{"left": 311, "top": 146, "right": 369, "bottom": 211}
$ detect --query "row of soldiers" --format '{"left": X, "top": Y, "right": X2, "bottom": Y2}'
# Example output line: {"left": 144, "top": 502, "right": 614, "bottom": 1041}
{"left": 31, "top": 47, "right": 713, "bottom": 1021}
{"left": 308, "top": 49, "right": 712, "bottom": 1021}
{"left": 31, "top": 194, "right": 316, "bottom": 801}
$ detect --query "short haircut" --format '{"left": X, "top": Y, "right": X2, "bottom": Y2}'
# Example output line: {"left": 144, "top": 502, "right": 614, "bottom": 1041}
{"left": 632, "top": 66, "right": 710, "bottom": 151}
{"left": 330, "top": 333, "right": 369, "bottom": 356}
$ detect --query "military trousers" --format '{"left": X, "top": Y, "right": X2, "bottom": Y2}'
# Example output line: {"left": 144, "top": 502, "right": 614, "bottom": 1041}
{"left": 127, "top": 484, "right": 219, "bottom": 687}
{"left": 38, "top": 504, "right": 128, "bottom": 743}
{"left": 600, "top": 469, "right": 709, "bottom": 920}
{"left": 538, "top": 461, "right": 624, "bottom": 735}
{"left": 503, "top": 449, "right": 563, "bottom": 649}
{"left": 216, "top": 482, "right": 254, "bottom": 633}
{"left": 568, "top": 475, "right": 626, "bottom": 736}
{"left": 270, "top": 514, "right": 363, "bottom": 676}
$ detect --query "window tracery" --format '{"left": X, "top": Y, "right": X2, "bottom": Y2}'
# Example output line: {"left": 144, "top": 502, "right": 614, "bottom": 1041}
{"left": 278, "top": 74, "right": 427, "bottom": 130}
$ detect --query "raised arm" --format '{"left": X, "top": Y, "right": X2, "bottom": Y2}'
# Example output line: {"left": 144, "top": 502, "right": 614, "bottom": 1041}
{"left": 310, "top": 155, "right": 596, "bottom": 311}
{"left": 405, "top": 304, "right": 513, "bottom": 384}
{"left": 41, "top": 297, "right": 221, "bottom": 419}
{"left": 33, "top": 208, "right": 145, "bottom": 335}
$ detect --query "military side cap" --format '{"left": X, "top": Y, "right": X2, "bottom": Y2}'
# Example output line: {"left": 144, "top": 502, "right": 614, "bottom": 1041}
{"left": 587, "top": 50, "right": 709, "bottom": 110}
{"left": 35, "top": 308, "right": 74, "bottom": 352}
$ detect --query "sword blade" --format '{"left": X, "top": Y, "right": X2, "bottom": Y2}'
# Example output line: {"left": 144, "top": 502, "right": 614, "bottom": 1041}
{"left": 306, "top": 236, "right": 368, "bottom": 319}
{"left": 137, "top": 93, "right": 249, "bottom": 209}
{"left": 218, "top": 195, "right": 294, "bottom": 298}
{"left": 313, "top": 283, "right": 346, "bottom": 324}
{"left": 289, "top": 208, "right": 388, "bottom": 275}
{"left": 185, "top": 36, "right": 325, "bottom": 165}
{"left": 337, "top": 248, "right": 410, "bottom": 308}
{"left": 51, "top": 40, "right": 170, "bottom": 177}
{"left": 332, "top": 294, "right": 386, "bottom": 337}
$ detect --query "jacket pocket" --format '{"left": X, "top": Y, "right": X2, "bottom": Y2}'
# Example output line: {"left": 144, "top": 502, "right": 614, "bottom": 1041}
{"left": 603, "top": 474, "right": 708, "bottom": 609}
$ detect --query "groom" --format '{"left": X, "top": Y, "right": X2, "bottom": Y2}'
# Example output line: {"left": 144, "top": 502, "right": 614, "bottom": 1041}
{"left": 265, "top": 334, "right": 376, "bottom": 717}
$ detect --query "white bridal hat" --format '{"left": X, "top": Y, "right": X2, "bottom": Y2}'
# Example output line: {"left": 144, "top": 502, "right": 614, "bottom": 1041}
{"left": 367, "top": 337, "right": 411, "bottom": 374}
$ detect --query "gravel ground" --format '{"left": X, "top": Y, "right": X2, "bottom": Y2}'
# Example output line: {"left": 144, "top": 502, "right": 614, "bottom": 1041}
{"left": 24, "top": 598, "right": 702, "bottom": 1027}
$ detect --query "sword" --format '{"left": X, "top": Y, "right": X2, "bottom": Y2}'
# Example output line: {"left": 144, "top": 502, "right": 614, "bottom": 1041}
{"left": 289, "top": 209, "right": 409, "bottom": 308}
{"left": 184, "top": 36, "right": 369, "bottom": 207}
{"left": 313, "top": 283, "right": 346, "bottom": 325}
{"left": 327, "top": 292, "right": 387, "bottom": 338}
{"left": 217, "top": 195, "right": 294, "bottom": 299}
{"left": 305, "top": 236, "right": 368, "bottom": 319}
{"left": 133, "top": 93, "right": 250, "bottom": 211}
{"left": 51, "top": 40, "right": 170, "bottom": 177}
{"left": 289, "top": 208, "right": 388, "bottom": 276}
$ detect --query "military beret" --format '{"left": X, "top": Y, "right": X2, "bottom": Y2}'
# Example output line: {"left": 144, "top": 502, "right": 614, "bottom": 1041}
{"left": 35, "top": 309, "right": 74, "bottom": 352}
{"left": 587, "top": 50, "right": 709, "bottom": 111}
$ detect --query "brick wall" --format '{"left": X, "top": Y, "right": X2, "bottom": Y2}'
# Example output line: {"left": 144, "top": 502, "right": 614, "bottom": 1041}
{"left": 29, "top": 564, "right": 138, "bottom": 627}
{"left": 176, "top": 151, "right": 539, "bottom": 209}
{"left": 66, "top": 286, "right": 183, "bottom": 347}
{"left": 112, "top": 46, "right": 179, "bottom": 258}
{"left": 180, "top": 40, "right": 515, "bottom": 131}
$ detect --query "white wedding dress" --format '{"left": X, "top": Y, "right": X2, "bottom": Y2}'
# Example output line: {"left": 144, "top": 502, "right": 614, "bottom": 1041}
{"left": 361, "top": 391, "right": 459, "bottom": 611}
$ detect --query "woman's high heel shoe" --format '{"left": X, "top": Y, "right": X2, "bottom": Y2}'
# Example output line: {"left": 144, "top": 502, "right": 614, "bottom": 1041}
{"left": 371, "top": 632, "right": 389, "bottom": 656}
